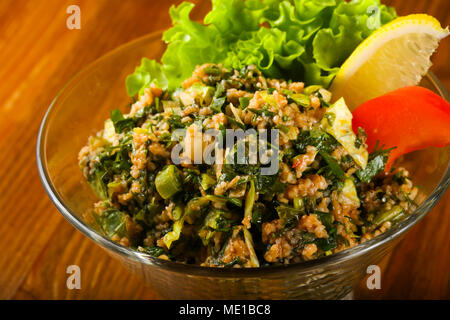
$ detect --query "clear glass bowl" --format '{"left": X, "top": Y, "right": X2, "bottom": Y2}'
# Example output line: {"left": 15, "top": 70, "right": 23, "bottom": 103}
{"left": 37, "top": 32, "right": 450, "bottom": 299}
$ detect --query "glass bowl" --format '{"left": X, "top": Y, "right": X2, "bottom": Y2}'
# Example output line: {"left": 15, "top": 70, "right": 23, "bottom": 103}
{"left": 37, "top": 32, "right": 450, "bottom": 299}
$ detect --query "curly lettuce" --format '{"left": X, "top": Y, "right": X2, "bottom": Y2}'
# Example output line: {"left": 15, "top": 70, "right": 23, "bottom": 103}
{"left": 126, "top": 0, "right": 396, "bottom": 95}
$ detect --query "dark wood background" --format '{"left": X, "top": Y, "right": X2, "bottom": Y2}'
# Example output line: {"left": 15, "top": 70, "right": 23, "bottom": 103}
{"left": 0, "top": 0, "right": 448, "bottom": 299}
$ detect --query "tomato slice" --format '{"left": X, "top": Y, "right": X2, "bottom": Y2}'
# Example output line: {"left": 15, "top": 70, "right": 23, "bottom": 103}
{"left": 352, "top": 86, "right": 450, "bottom": 171}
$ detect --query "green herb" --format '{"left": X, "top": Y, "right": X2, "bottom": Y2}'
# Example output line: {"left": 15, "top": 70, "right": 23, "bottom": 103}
{"left": 98, "top": 208, "right": 127, "bottom": 238}
{"left": 214, "top": 83, "right": 225, "bottom": 98}
{"left": 184, "top": 168, "right": 201, "bottom": 185}
{"left": 221, "top": 257, "right": 245, "bottom": 268}
{"left": 248, "top": 107, "right": 275, "bottom": 117}
{"left": 295, "top": 129, "right": 338, "bottom": 154}
{"left": 324, "top": 113, "right": 336, "bottom": 126}
{"left": 244, "top": 180, "right": 256, "bottom": 227}
{"left": 200, "top": 173, "right": 216, "bottom": 191}
{"left": 303, "top": 85, "right": 322, "bottom": 95}
{"left": 155, "top": 165, "right": 183, "bottom": 199}
{"left": 164, "top": 212, "right": 185, "bottom": 249}
{"left": 154, "top": 96, "right": 162, "bottom": 113}
{"left": 185, "top": 197, "right": 210, "bottom": 217}
{"left": 373, "top": 206, "right": 404, "bottom": 226}
{"left": 111, "top": 109, "right": 135, "bottom": 133}
{"left": 282, "top": 90, "right": 310, "bottom": 108}
{"left": 239, "top": 96, "right": 251, "bottom": 109}
{"left": 319, "top": 150, "right": 347, "bottom": 181}
{"left": 134, "top": 203, "right": 162, "bottom": 226}
{"left": 275, "top": 124, "right": 290, "bottom": 134}
{"left": 250, "top": 203, "right": 266, "bottom": 225}
{"left": 224, "top": 115, "right": 246, "bottom": 129}
{"left": 210, "top": 97, "right": 226, "bottom": 113}
{"left": 314, "top": 211, "right": 334, "bottom": 231}
{"left": 203, "top": 65, "right": 221, "bottom": 75}
{"left": 140, "top": 246, "right": 166, "bottom": 257}
{"left": 199, "top": 210, "right": 236, "bottom": 245}
{"left": 356, "top": 141, "right": 395, "bottom": 183}
{"left": 167, "top": 114, "right": 185, "bottom": 129}
{"left": 226, "top": 197, "right": 243, "bottom": 208}
{"left": 315, "top": 237, "right": 337, "bottom": 252}
{"left": 276, "top": 204, "right": 306, "bottom": 224}
{"left": 293, "top": 197, "right": 304, "bottom": 210}
{"left": 86, "top": 140, "right": 133, "bottom": 200}
{"left": 254, "top": 172, "right": 285, "bottom": 196}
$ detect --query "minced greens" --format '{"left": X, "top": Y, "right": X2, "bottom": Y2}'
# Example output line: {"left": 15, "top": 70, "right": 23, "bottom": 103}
{"left": 80, "top": 63, "right": 420, "bottom": 267}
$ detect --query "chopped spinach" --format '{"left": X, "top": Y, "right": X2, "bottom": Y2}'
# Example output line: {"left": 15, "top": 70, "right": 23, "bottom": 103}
{"left": 111, "top": 109, "right": 136, "bottom": 133}
{"left": 295, "top": 129, "right": 338, "bottom": 154}
{"left": 356, "top": 141, "right": 394, "bottom": 183}
{"left": 319, "top": 150, "right": 347, "bottom": 181}
{"left": 210, "top": 97, "right": 226, "bottom": 113}
{"left": 141, "top": 246, "right": 166, "bottom": 257}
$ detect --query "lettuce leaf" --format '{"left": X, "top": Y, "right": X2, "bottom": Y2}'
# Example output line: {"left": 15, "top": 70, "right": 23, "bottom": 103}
{"left": 126, "top": 0, "right": 396, "bottom": 96}
{"left": 313, "top": 0, "right": 397, "bottom": 70}
{"left": 126, "top": 58, "right": 167, "bottom": 96}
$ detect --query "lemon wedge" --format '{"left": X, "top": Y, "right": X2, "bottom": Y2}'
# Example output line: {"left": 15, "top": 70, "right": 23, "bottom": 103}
{"left": 329, "top": 14, "right": 449, "bottom": 110}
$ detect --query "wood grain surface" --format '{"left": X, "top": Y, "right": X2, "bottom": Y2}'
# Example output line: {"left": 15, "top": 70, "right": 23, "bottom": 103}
{"left": 0, "top": 0, "right": 448, "bottom": 300}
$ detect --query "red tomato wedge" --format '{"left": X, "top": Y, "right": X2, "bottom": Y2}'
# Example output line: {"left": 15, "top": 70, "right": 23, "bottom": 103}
{"left": 352, "top": 86, "right": 450, "bottom": 171}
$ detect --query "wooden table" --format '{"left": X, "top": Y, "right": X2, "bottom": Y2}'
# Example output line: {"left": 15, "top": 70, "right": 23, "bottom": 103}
{"left": 0, "top": 0, "right": 448, "bottom": 300}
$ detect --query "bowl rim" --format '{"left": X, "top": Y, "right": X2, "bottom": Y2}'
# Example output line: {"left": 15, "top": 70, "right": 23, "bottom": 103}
{"left": 36, "top": 31, "right": 450, "bottom": 278}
